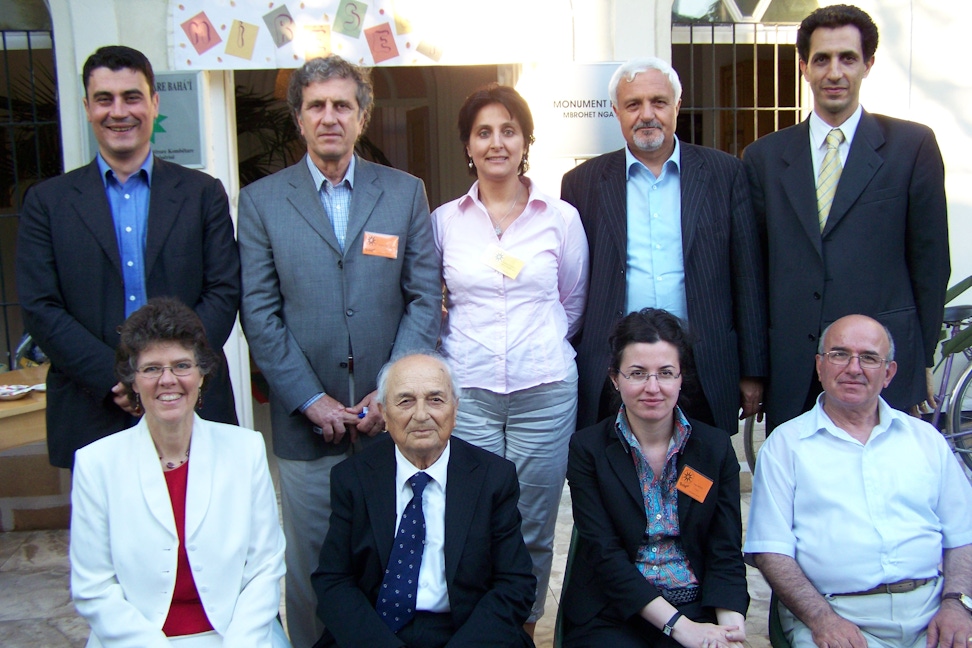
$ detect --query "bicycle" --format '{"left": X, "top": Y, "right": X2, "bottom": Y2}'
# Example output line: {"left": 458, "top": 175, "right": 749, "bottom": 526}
{"left": 742, "top": 304, "right": 972, "bottom": 474}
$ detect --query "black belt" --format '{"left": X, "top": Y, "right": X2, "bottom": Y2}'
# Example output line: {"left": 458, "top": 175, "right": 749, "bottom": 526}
{"left": 661, "top": 586, "right": 700, "bottom": 606}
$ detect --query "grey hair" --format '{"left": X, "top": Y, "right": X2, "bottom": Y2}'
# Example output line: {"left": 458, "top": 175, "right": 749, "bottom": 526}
{"left": 609, "top": 57, "right": 683, "bottom": 108}
{"left": 818, "top": 318, "right": 896, "bottom": 362}
{"left": 375, "top": 351, "right": 462, "bottom": 406}
{"left": 287, "top": 55, "right": 373, "bottom": 131}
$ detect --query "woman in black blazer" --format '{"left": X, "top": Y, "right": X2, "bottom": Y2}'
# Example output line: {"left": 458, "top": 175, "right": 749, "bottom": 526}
{"left": 563, "top": 308, "right": 748, "bottom": 647}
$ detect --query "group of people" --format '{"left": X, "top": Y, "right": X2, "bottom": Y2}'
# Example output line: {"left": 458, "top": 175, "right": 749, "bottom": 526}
{"left": 13, "top": 2, "right": 972, "bottom": 647}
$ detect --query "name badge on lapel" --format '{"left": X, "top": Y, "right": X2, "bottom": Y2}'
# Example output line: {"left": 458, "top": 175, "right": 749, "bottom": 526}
{"left": 362, "top": 232, "right": 399, "bottom": 259}
{"left": 676, "top": 466, "right": 713, "bottom": 503}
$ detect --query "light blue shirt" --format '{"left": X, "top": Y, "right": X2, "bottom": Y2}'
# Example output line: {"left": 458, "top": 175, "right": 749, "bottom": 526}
{"left": 306, "top": 154, "right": 355, "bottom": 252}
{"left": 624, "top": 141, "right": 686, "bottom": 320}
{"left": 300, "top": 155, "right": 358, "bottom": 412}
{"left": 97, "top": 152, "right": 153, "bottom": 318}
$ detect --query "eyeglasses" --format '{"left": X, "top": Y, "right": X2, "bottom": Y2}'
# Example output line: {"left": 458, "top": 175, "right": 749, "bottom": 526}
{"left": 616, "top": 368, "right": 681, "bottom": 383}
{"left": 821, "top": 350, "right": 888, "bottom": 369}
{"left": 136, "top": 362, "right": 197, "bottom": 378}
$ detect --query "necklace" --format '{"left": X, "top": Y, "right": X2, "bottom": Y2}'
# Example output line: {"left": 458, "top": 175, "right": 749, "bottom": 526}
{"left": 486, "top": 185, "right": 522, "bottom": 236}
{"left": 159, "top": 448, "right": 189, "bottom": 470}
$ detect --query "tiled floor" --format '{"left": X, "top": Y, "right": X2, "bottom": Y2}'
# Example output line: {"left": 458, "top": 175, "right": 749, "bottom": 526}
{"left": 0, "top": 420, "right": 773, "bottom": 647}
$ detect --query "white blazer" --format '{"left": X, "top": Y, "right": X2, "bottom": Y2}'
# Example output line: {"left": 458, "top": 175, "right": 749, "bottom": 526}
{"left": 70, "top": 415, "right": 286, "bottom": 647}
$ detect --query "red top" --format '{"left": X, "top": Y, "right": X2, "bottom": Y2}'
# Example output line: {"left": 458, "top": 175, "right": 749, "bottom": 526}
{"left": 161, "top": 461, "right": 214, "bottom": 637}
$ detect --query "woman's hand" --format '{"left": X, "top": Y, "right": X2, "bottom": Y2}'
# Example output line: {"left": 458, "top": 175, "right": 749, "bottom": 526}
{"left": 671, "top": 615, "right": 744, "bottom": 648}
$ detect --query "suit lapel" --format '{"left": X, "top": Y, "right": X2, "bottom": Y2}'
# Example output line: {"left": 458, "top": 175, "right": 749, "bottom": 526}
{"left": 678, "top": 143, "right": 706, "bottom": 257}
{"left": 823, "top": 111, "right": 884, "bottom": 236}
{"left": 779, "top": 121, "right": 823, "bottom": 257}
{"left": 443, "top": 440, "right": 483, "bottom": 585}
{"left": 600, "top": 151, "right": 629, "bottom": 270}
{"left": 287, "top": 157, "right": 343, "bottom": 255}
{"left": 361, "top": 441, "right": 398, "bottom": 564}
{"left": 135, "top": 419, "right": 178, "bottom": 537}
{"left": 184, "top": 416, "right": 213, "bottom": 540}
{"left": 343, "top": 157, "right": 382, "bottom": 252}
{"left": 604, "top": 427, "right": 643, "bottom": 508}
{"left": 144, "top": 157, "right": 184, "bottom": 277}
{"left": 72, "top": 161, "right": 123, "bottom": 275}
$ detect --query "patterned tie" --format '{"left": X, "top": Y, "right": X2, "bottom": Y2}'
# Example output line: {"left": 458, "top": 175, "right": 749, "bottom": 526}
{"left": 816, "top": 128, "right": 845, "bottom": 231}
{"left": 376, "top": 471, "right": 432, "bottom": 633}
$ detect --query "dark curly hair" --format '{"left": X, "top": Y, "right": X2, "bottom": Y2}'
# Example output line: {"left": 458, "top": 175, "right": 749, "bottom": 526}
{"left": 115, "top": 297, "right": 219, "bottom": 409}
{"left": 457, "top": 83, "right": 536, "bottom": 177}
{"left": 797, "top": 4, "right": 879, "bottom": 62}
{"left": 607, "top": 308, "right": 698, "bottom": 413}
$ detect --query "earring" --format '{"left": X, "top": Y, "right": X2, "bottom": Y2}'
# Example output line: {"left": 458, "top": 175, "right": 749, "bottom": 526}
{"left": 196, "top": 388, "right": 204, "bottom": 411}
{"left": 134, "top": 393, "right": 142, "bottom": 414}
{"left": 467, "top": 159, "right": 474, "bottom": 170}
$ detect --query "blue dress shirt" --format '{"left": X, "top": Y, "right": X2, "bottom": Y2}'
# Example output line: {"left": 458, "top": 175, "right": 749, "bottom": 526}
{"left": 97, "top": 152, "right": 153, "bottom": 318}
{"left": 623, "top": 140, "right": 687, "bottom": 320}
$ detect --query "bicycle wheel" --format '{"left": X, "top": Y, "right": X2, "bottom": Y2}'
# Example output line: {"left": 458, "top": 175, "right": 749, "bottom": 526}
{"left": 742, "top": 415, "right": 767, "bottom": 474}
{"left": 946, "top": 362, "right": 972, "bottom": 471}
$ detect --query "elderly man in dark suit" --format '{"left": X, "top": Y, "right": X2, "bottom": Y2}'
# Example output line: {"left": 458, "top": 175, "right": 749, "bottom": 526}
{"left": 238, "top": 55, "right": 440, "bottom": 647}
{"left": 312, "top": 352, "right": 536, "bottom": 648}
{"left": 744, "top": 4, "right": 950, "bottom": 430}
{"left": 16, "top": 45, "right": 239, "bottom": 469}
{"left": 561, "top": 57, "right": 767, "bottom": 435}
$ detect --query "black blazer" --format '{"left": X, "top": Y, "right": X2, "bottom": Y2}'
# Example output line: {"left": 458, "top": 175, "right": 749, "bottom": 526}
{"left": 563, "top": 416, "right": 749, "bottom": 627}
{"left": 744, "top": 112, "right": 950, "bottom": 428}
{"left": 562, "top": 145, "right": 767, "bottom": 434}
{"left": 312, "top": 435, "right": 536, "bottom": 648}
{"left": 16, "top": 157, "right": 240, "bottom": 467}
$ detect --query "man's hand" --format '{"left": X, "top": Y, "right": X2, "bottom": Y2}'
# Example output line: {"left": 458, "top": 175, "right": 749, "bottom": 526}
{"left": 912, "top": 367, "right": 939, "bottom": 416}
{"left": 739, "top": 376, "right": 764, "bottom": 421}
{"left": 926, "top": 599, "right": 972, "bottom": 648}
{"left": 807, "top": 612, "right": 868, "bottom": 648}
{"left": 111, "top": 382, "right": 140, "bottom": 415}
{"left": 346, "top": 390, "right": 385, "bottom": 443}
{"left": 305, "top": 394, "right": 356, "bottom": 444}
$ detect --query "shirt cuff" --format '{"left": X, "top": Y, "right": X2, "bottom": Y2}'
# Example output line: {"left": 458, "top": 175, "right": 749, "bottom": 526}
{"left": 299, "top": 392, "right": 325, "bottom": 413}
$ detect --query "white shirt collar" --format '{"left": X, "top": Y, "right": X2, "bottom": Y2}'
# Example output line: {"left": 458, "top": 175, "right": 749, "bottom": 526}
{"left": 394, "top": 439, "right": 450, "bottom": 492}
{"left": 809, "top": 104, "right": 863, "bottom": 152}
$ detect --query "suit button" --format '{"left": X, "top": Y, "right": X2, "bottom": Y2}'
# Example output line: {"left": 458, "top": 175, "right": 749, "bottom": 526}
{"left": 813, "top": 292, "right": 821, "bottom": 300}
{"left": 616, "top": 310, "right": 623, "bottom": 318}
{"left": 808, "top": 334, "right": 816, "bottom": 341}
{"left": 338, "top": 260, "right": 343, "bottom": 269}
{"left": 340, "top": 362, "right": 349, "bottom": 368}
{"left": 346, "top": 309, "right": 354, "bottom": 317}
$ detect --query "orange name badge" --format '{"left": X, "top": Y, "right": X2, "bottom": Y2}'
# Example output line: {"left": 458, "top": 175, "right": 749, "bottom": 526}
{"left": 362, "top": 232, "right": 399, "bottom": 259}
{"left": 676, "top": 466, "right": 713, "bottom": 503}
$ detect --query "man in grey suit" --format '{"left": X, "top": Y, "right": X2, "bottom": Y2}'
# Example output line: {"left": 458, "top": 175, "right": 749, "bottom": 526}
{"left": 238, "top": 56, "right": 440, "bottom": 647}
{"left": 561, "top": 57, "right": 767, "bottom": 436}
{"left": 744, "top": 4, "right": 949, "bottom": 430}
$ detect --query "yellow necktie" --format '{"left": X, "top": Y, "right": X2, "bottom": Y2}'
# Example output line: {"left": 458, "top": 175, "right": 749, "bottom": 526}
{"left": 816, "top": 128, "right": 845, "bottom": 231}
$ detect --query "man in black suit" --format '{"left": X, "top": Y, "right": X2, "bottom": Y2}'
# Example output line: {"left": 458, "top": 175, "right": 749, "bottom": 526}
{"left": 744, "top": 4, "right": 950, "bottom": 430}
{"left": 562, "top": 57, "right": 767, "bottom": 435}
{"left": 16, "top": 46, "right": 239, "bottom": 468}
{"left": 312, "top": 353, "right": 536, "bottom": 648}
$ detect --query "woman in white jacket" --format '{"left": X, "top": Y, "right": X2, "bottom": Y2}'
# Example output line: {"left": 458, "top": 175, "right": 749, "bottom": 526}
{"left": 70, "top": 297, "right": 287, "bottom": 647}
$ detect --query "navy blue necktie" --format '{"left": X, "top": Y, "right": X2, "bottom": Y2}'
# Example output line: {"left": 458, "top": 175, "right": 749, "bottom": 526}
{"left": 376, "top": 471, "right": 432, "bottom": 632}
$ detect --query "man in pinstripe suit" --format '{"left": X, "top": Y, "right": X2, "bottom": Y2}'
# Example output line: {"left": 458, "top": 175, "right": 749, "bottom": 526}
{"left": 561, "top": 57, "right": 768, "bottom": 435}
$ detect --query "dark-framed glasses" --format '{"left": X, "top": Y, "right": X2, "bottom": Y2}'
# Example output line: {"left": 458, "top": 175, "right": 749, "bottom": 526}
{"left": 616, "top": 368, "right": 681, "bottom": 383}
{"left": 821, "top": 350, "right": 887, "bottom": 369}
{"left": 136, "top": 362, "right": 197, "bottom": 378}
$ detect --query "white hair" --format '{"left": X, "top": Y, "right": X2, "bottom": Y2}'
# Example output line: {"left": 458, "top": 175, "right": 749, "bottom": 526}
{"left": 375, "top": 351, "right": 462, "bottom": 406}
{"left": 609, "top": 57, "right": 683, "bottom": 107}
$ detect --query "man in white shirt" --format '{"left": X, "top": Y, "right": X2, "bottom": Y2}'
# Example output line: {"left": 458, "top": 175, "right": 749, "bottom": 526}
{"left": 311, "top": 353, "right": 536, "bottom": 648}
{"left": 744, "top": 4, "right": 949, "bottom": 430}
{"left": 746, "top": 314, "right": 972, "bottom": 648}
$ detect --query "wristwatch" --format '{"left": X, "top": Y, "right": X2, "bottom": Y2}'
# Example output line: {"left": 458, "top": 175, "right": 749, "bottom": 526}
{"left": 943, "top": 592, "right": 972, "bottom": 612}
{"left": 663, "top": 610, "right": 683, "bottom": 637}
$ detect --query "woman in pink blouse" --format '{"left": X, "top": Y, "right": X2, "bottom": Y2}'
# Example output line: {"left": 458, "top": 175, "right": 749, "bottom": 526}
{"left": 431, "top": 83, "right": 590, "bottom": 633}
